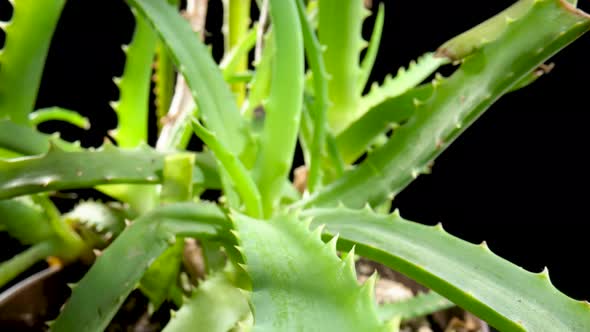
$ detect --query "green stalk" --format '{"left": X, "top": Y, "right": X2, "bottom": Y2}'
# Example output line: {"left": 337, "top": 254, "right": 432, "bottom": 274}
{"left": 0, "top": 0, "right": 66, "bottom": 124}
{"left": 222, "top": 0, "right": 252, "bottom": 104}
{"left": 253, "top": 0, "right": 304, "bottom": 216}
{"left": 160, "top": 153, "right": 196, "bottom": 204}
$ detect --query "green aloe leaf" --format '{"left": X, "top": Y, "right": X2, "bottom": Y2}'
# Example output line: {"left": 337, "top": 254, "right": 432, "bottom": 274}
{"left": 126, "top": 0, "right": 250, "bottom": 157}
{"left": 358, "top": 53, "right": 446, "bottom": 123}
{"left": 52, "top": 202, "right": 231, "bottom": 332}
{"left": 0, "top": 197, "right": 53, "bottom": 244}
{"left": 318, "top": 0, "right": 365, "bottom": 133}
{"left": 233, "top": 212, "right": 392, "bottom": 331}
{"left": 163, "top": 267, "right": 250, "bottom": 332}
{"left": 301, "top": 0, "right": 590, "bottom": 209}
{"left": 29, "top": 107, "right": 90, "bottom": 130}
{"left": 336, "top": 84, "right": 432, "bottom": 164}
{"left": 303, "top": 207, "right": 590, "bottom": 332}
{"left": 0, "top": 119, "right": 80, "bottom": 156}
{"left": 111, "top": 12, "right": 157, "bottom": 148}
{"left": 0, "top": 144, "right": 165, "bottom": 199}
{"left": 253, "top": 0, "right": 304, "bottom": 216}
{"left": 0, "top": 144, "right": 219, "bottom": 200}
{"left": 0, "top": 0, "right": 66, "bottom": 124}
{"left": 358, "top": 3, "right": 385, "bottom": 95}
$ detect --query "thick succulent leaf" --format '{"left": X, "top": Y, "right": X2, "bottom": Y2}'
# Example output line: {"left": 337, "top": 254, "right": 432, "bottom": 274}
{"left": 253, "top": 0, "right": 304, "bottom": 216}
{"left": 303, "top": 207, "right": 590, "bottom": 332}
{"left": 0, "top": 197, "right": 53, "bottom": 244}
{"left": 0, "top": 144, "right": 219, "bottom": 199}
{"left": 0, "top": 144, "right": 164, "bottom": 199}
{"left": 0, "top": 119, "right": 80, "bottom": 156}
{"left": 0, "top": 0, "right": 66, "bottom": 124}
{"left": 52, "top": 202, "right": 231, "bottom": 332}
{"left": 233, "top": 212, "right": 390, "bottom": 332}
{"left": 437, "top": 0, "right": 533, "bottom": 60}
{"left": 358, "top": 53, "right": 447, "bottom": 121}
{"left": 318, "top": 0, "right": 365, "bottom": 133}
{"left": 127, "top": 0, "right": 250, "bottom": 156}
{"left": 336, "top": 84, "right": 432, "bottom": 164}
{"left": 111, "top": 12, "right": 157, "bottom": 147}
{"left": 163, "top": 269, "right": 250, "bottom": 332}
{"left": 378, "top": 291, "right": 454, "bottom": 322}
{"left": 301, "top": 0, "right": 590, "bottom": 208}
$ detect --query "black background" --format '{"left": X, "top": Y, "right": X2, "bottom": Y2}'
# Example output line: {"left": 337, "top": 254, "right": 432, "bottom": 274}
{"left": 1, "top": 0, "right": 589, "bottom": 302}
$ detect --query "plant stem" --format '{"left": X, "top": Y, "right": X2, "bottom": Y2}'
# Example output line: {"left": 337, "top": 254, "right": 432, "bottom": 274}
{"left": 223, "top": 0, "right": 252, "bottom": 104}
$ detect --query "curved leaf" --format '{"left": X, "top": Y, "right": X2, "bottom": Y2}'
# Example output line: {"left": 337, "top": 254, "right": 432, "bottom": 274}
{"left": 358, "top": 4, "right": 385, "bottom": 95}
{"left": 233, "top": 212, "right": 390, "bottom": 331}
{"left": 301, "top": 0, "right": 590, "bottom": 209}
{"left": 163, "top": 268, "right": 250, "bottom": 332}
{"left": 253, "top": 0, "right": 304, "bottom": 216}
{"left": 303, "top": 207, "right": 590, "bottom": 332}
{"left": 0, "top": 0, "right": 66, "bottom": 124}
{"left": 0, "top": 144, "right": 165, "bottom": 199}
{"left": 29, "top": 107, "right": 90, "bottom": 130}
{"left": 318, "top": 0, "right": 365, "bottom": 132}
{"left": 192, "top": 120, "right": 262, "bottom": 217}
{"left": 358, "top": 53, "right": 446, "bottom": 122}
{"left": 52, "top": 202, "right": 231, "bottom": 332}
{"left": 0, "top": 197, "right": 53, "bottom": 244}
{"left": 126, "top": 0, "right": 250, "bottom": 156}
{"left": 111, "top": 12, "right": 157, "bottom": 147}
{"left": 336, "top": 84, "right": 432, "bottom": 164}
{"left": 0, "top": 119, "right": 80, "bottom": 156}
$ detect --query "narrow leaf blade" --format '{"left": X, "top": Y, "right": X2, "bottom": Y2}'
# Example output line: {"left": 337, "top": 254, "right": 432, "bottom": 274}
{"left": 304, "top": 207, "right": 590, "bottom": 332}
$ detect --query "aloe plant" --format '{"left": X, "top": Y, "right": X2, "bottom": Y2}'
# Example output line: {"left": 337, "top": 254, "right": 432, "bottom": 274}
{"left": 1, "top": 0, "right": 589, "bottom": 331}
